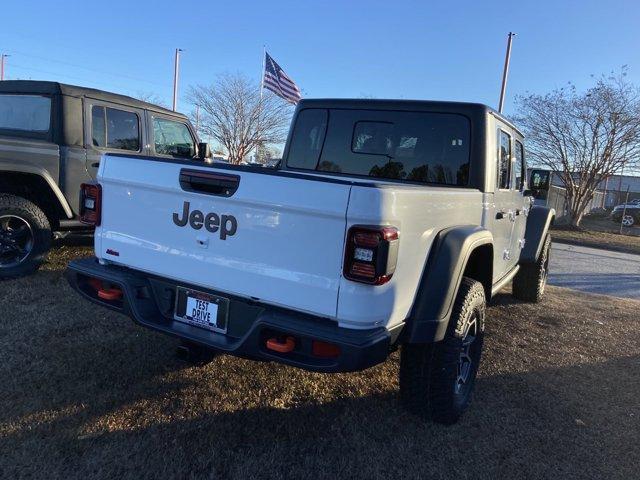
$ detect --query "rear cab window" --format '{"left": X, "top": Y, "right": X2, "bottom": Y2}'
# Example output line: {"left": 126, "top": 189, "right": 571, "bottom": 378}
{"left": 0, "top": 94, "right": 51, "bottom": 137}
{"left": 286, "top": 109, "right": 471, "bottom": 186}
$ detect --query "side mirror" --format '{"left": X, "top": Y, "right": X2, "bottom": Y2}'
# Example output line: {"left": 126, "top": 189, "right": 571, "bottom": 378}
{"left": 198, "top": 142, "right": 211, "bottom": 160}
{"left": 523, "top": 189, "right": 533, "bottom": 197}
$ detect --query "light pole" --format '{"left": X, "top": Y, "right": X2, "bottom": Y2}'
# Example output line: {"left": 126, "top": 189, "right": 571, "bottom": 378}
{"left": 498, "top": 32, "right": 516, "bottom": 113}
{"left": 172, "top": 48, "right": 183, "bottom": 112}
{"left": 0, "top": 54, "right": 9, "bottom": 81}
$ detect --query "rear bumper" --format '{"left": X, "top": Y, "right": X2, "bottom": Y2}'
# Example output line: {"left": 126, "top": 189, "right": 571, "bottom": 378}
{"left": 65, "top": 257, "right": 399, "bottom": 373}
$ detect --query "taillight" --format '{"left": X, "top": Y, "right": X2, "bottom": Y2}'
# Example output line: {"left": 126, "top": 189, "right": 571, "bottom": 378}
{"left": 343, "top": 225, "right": 399, "bottom": 285}
{"left": 80, "top": 183, "right": 102, "bottom": 226}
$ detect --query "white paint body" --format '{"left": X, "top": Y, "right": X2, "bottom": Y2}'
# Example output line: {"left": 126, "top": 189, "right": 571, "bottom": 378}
{"left": 95, "top": 154, "right": 525, "bottom": 330}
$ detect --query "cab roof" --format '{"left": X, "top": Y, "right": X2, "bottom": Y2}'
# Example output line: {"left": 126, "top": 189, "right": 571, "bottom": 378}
{"left": 0, "top": 80, "right": 183, "bottom": 118}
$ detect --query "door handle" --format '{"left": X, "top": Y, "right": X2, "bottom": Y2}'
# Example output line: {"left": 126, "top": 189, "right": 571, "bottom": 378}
{"left": 496, "top": 211, "right": 505, "bottom": 220}
{"left": 179, "top": 169, "right": 240, "bottom": 197}
{"left": 515, "top": 209, "right": 521, "bottom": 216}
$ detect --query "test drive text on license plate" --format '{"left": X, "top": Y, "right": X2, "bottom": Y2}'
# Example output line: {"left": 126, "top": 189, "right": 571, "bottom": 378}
{"left": 186, "top": 296, "right": 218, "bottom": 326}
{"left": 174, "top": 288, "right": 228, "bottom": 333}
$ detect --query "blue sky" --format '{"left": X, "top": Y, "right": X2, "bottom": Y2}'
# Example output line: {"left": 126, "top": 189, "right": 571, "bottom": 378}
{"left": 1, "top": 0, "right": 639, "bottom": 117}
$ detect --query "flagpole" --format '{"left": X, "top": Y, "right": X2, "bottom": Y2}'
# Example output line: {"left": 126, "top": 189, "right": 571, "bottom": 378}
{"left": 260, "top": 45, "right": 266, "bottom": 99}
{"left": 257, "top": 45, "right": 266, "bottom": 162}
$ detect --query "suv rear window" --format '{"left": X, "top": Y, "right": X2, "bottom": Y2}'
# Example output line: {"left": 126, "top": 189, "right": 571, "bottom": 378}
{"left": 286, "top": 109, "right": 471, "bottom": 186}
{"left": 0, "top": 95, "right": 51, "bottom": 132}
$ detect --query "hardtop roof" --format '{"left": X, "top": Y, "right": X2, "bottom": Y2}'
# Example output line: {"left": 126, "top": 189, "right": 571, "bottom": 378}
{"left": 0, "top": 80, "right": 184, "bottom": 118}
{"left": 296, "top": 98, "right": 522, "bottom": 136}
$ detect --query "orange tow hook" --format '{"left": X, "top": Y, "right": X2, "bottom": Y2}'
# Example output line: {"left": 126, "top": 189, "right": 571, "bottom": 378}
{"left": 266, "top": 336, "right": 296, "bottom": 353}
{"left": 97, "top": 287, "right": 123, "bottom": 301}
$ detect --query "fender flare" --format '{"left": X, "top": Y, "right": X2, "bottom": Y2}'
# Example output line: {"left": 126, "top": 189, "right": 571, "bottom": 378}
{"left": 0, "top": 164, "right": 73, "bottom": 218}
{"left": 404, "top": 225, "right": 493, "bottom": 344}
{"left": 520, "top": 206, "right": 555, "bottom": 264}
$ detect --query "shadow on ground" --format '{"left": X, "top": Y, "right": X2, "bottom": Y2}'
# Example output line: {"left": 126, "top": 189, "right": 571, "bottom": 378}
{"left": 1, "top": 264, "right": 639, "bottom": 479}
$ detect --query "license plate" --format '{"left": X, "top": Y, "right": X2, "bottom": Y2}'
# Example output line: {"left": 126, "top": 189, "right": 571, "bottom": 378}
{"left": 174, "top": 287, "right": 229, "bottom": 333}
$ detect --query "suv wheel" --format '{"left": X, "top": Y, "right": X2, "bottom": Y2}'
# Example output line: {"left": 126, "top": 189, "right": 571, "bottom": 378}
{"left": 621, "top": 214, "right": 635, "bottom": 227}
{"left": 512, "top": 234, "right": 550, "bottom": 303}
{"left": 0, "top": 194, "right": 52, "bottom": 279}
{"left": 399, "top": 277, "right": 486, "bottom": 424}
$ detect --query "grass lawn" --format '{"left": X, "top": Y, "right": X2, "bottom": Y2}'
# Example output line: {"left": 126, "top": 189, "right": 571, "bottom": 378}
{"left": 1, "top": 244, "right": 639, "bottom": 479}
{"left": 551, "top": 215, "right": 640, "bottom": 255}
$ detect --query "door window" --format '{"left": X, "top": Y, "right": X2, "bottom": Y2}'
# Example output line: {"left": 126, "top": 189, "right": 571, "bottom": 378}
{"left": 91, "top": 106, "right": 140, "bottom": 151}
{"left": 498, "top": 130, "right": 511, "bottom": 189}
{"left": 153, "top": 117, "right": 196, "bottom": 157}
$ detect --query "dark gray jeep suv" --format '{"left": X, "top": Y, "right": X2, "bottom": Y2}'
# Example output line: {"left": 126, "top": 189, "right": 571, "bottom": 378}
{"left": 0, "top": 81, "right": 207, "bottom": 278}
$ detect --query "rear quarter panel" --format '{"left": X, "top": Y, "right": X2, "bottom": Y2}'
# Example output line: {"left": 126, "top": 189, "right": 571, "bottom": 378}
{"left": 338, "top": 185, "right": 484, "bottom": 329}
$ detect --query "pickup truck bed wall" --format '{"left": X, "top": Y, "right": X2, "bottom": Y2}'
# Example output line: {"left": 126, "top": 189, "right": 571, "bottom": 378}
{"left": 96, "top": 155, "right": 484, "bottom": 330}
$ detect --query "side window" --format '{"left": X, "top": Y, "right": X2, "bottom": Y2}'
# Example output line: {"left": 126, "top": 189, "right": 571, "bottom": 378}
{"left": 106, "top": 108, "right": 140, "bottom": 151}
{"left": 0, "top": 94, "right": 51, "bottom": 132}
{"left": 91, "top": 106, "right": 140, "bottom": 151}
{"left": 498, "top": 129, "right": 511, "bottom": 189}
{"left": 91, "top": 106, "right": 106, "bottom": 147}
{"left": 286, "top": 109, "right": 328, "bottom": 170}
{"left": 514, "top": 140, "right": 525, "bottom": 190}
{"left": 153, "top": 117, "right": 195, "bottom": 157}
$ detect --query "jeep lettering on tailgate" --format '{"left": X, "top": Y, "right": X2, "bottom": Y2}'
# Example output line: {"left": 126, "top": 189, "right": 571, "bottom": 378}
{"left": 173, "top": 201, "right": 238, "bottom": 240}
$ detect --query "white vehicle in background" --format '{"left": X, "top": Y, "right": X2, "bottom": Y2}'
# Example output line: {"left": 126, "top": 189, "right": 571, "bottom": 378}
{"left": 66, "top": 99, "right": 554, "bottom": 424}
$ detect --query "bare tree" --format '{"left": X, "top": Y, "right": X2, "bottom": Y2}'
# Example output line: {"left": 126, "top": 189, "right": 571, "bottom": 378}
{"left": 515, "top": 69, "right": 640, "bottom": 226}
{"left": 188, "top": 74, "right": 292, "bottom": 164}
{"left": 254, "top": 144, "right": 282, "bottom": 164}
{"left": 135, "top": 92, "right": 168, "bottom": 108}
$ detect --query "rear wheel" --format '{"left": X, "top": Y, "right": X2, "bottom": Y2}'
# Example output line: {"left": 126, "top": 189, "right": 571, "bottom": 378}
{"left": 399, "top": 277, "right": 486, "bottom": 424}
{"left": 512, "top": 234, "right": 550, "bottom": 303}
{"left": 0, "top": 194, "right": 52, "bottom": 279}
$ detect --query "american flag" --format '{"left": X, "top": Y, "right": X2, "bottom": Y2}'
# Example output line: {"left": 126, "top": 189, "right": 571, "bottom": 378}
{"left": 262, "top": 52, "right": 302, "bottom": 104}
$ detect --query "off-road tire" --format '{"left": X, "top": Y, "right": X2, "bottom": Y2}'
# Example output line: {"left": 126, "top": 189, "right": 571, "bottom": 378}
{"left": 0, "top": 194, "right": 52, "bottom": 279}
{"left": 512, "top": 234, "right": 551, "bottom": 303}
{"left": 399, "top": 277, "right": 486, "bottom": 424}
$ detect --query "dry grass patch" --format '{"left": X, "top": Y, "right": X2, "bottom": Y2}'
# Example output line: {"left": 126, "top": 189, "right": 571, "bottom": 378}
{"left": 552, "top": 216, "right": 640, "bottom": 254}
{"left": 1, "top": 245, "right": 639, "bottom": 479}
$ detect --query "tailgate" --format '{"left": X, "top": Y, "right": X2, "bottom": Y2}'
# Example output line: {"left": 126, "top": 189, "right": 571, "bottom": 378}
{"left": 96, "top": 156, "right": 351, "bottom": 318}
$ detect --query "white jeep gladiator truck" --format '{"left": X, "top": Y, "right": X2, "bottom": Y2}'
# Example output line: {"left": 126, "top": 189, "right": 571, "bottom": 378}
{"left": 66, "top": 99, "right": 554, "bottom": 424}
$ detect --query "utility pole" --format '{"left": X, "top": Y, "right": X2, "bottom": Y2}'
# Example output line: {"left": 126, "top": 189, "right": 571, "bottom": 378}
{"left": 0, "top": 54, "right": 9, "bottom": 81}
{"left": 172, "top": 48, "right": 183, "bottom": 112}
{"left": 617, "top": 144, "right": 629, "bottom": 205}
{"left": 498, "top": 32, "right": 516, "bottom": 113}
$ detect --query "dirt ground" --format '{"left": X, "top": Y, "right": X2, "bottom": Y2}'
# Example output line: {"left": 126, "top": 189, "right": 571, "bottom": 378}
{"left": 1, "top": 243, "right": 639, "bottom": 479}
{"left": 552, "top": 215, "right": 640, "bottom": 254}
